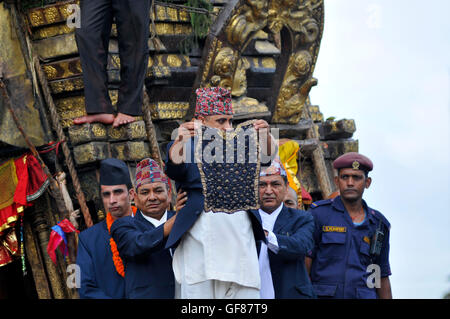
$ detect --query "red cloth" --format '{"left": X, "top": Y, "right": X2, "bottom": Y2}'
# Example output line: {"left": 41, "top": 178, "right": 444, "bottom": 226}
{"left": 0, "top": 154, "right": 49, "bottom": 266}
{"left": 47, "top": 219, "right": 79, "bottom": 264}
{"left": 300, "top": 185, "right": 312, "bottom": 205}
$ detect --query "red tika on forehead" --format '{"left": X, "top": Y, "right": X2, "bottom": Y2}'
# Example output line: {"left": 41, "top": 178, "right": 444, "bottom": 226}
{"left": 194, "top": 86, "right": 233, "bottom": 118}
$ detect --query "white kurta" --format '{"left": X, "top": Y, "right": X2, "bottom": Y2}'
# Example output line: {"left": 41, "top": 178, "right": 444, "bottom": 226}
{"left": 172, "top": 210, "right": 261, "bottom": 291}
{"left": 258, "top": 203, "right": 283, "bottom": 299}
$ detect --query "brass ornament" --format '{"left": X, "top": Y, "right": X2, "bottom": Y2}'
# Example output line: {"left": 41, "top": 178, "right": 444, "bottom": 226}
{"left": 191, "top": 0, "right": 323, "bottom": 122}
{"left": 352, "top": 161, "right": 360, "bottom": 170}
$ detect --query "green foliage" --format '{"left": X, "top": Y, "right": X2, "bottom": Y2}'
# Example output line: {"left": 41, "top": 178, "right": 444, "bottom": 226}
{"left": 178, "top": 0, "right": 213, "bottom": 54}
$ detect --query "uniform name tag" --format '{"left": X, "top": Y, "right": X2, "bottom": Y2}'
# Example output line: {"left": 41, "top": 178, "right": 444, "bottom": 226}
{"left": 322, "top": 226, "right": 347, "bottom": 233}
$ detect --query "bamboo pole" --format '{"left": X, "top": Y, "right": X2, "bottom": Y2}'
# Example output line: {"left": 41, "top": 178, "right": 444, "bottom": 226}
{"left": 24, "top": 221, "right": 52, "bottom": 299}
{"left": 31, "top": 212, "right": 68, "bottom": 299}
{"left": 304, "top": 99, "right": 333, "bottom": 199}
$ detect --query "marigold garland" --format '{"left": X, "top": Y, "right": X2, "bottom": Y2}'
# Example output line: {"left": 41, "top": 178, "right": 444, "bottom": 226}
{"left": 106, "top": 212, "right": 125, "bottom": 277}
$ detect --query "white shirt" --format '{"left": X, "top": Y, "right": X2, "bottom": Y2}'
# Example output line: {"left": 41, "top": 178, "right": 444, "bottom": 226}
{"left": 172, "top": 210, "right": 261, "bottom": 289}
{"left": 140, "top": 210, "right": 167, "bottom": 228}
{"left": 258, "top": 203, "right": 283, "bottom": 299}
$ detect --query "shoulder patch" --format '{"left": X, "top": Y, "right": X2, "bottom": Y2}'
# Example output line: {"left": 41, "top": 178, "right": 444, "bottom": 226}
{"left": 310, "top": 198, "right": 332, "bottom": 209}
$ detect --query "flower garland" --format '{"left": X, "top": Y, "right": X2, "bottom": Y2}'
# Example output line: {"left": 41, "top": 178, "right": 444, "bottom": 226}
{"left": 106, "top": 213, "right": 125, "bottom": 277}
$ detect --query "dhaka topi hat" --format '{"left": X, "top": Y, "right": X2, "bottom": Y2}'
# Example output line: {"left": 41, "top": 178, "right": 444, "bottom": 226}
{"left": 135, "top": 158, "right": 169, "bottom": 189}
{"left": 194, "top": 86, "right": 234, "bottom": 118}
{"left": 333, "top": 152, "right": 373, "bottom": 172}
{"left": 260, "top": 157, "right": 287, "bottom": 177}
{"left": 100, "top": 158, "right": 132, "bottom": 188}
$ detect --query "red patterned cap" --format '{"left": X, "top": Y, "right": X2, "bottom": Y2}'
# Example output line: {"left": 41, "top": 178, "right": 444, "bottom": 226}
{"left": 333, "top": 152, "right": 373, "bottom": 172}
{"left": 135, "top": 158, "right": 169, "bottom": 189}
{"left": 194, "top": 87, "right": 233, "bottom": 118}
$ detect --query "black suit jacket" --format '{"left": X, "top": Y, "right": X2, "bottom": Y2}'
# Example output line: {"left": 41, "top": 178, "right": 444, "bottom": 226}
{"left": 254, "top": 205, "right": 316, "bottom": 299}
{"left": 110, "top": 210, "right": 175, "bottom": 298}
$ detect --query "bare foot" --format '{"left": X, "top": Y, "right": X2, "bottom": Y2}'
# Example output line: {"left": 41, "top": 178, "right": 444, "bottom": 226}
{"left": 73, "top": 113, "right": 115, "bottom": 125}
{"left": 113, "top": 113, "right": 136, "bottom": 127}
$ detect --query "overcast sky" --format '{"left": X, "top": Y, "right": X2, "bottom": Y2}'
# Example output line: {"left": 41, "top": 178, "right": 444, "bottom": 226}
{"left": 309, "top": 0, "right": 450, "bottom": 298}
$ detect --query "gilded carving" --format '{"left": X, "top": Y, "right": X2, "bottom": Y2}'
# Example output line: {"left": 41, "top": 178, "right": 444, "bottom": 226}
{"left": 166, "top": 7, "right": 178, "bottom": 21}
{"left": 178, "top": 9, "right": 190, "bottom": 22}
{"left": 195, "top": 0, "right": 323, "bottom": 123}
{"left": 212, "top": 47, "right": 237, "bottom": 91}
{"left": 27, "top": 1, "right": 79, "bottom": 27}
{"left": 150, "top": 102, "right": 189, "bottom": 120}
{"left": 174, "top": 24, "right": 193, "bottom": 35}
{"left": 33, "top": 24, "right": 74, "bottom": 40}
{"left": 232, "top": 96, "right": 269, "bottom": 115}
{"left": 43, "top": 7, "right": 59, "bottom": 24}
{"left": 226, "top": 0, "right": 268, "bottom": 47}
{"left": 166, "top": 54, "right": 182, "bottom": 68}
{"left": 28, "top": 11, "right": 44, "bottom": 27}
{"left": 91, "top": 124, "right": 107, "bottom": 138}
{"left": 156, "top": 5, "right": 167, "bottom": 21}
{"left": 231, "top": 58, "right": 249, "bottom": 97}
{"left": 43, "top": 59, "right": 83, "bottom": 81}
{"left": 43, "top": 65, "right": 58, "bottom": 80}
{"left": 49, "top": 77, "right": 84, "bottom": 94}
{"left": 155, "top": 23, "right": 174, "bottom": 35}
{"left": 272, "top": 48, "right": 318, "bottom": 122}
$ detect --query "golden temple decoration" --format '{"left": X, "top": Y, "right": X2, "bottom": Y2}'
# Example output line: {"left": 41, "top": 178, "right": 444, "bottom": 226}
{"left": 49, "top": 77, "right": 84, "bottom": 94}
{"left": 192, "top": 0, "right": 324, "bottom": 123}
{"left": 33, "top": 24, "right": 74, "bottom": 40}
{"left": 149, "top": 102, "right": 190, "bottom": 120}
{"left": 43, "top": 58, "right": 82, "bottom": 81}
{"left": 27, "top": 1, "right": 79, "bottom": 27}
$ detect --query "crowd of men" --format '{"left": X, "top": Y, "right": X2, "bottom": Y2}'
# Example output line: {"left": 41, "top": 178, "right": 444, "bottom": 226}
{"left": 73, "top": 2, "right": 391, "bottom": 300}
{"left": 76, "top": 87, "right": 392, "bottom": 299}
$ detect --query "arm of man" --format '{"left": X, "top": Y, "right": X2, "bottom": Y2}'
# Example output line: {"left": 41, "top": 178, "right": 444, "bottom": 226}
{"left": 377, "top": 276, "right": 392, "bottom": 299}
{"left": 268, "top": 212, "right": 315, "bottom": 260}
{"left": 110, "top": 217, "right": 167, "bottom": 259}
{"left": 254, "top": 120, "right": 278, "bottom": 159}
{"left": 168, "top": 121, "right": 195, "bottom": 165}
{"left": 76, "top": 235, "right": 112, "bottom": 299}
{"left": 305, "top": 257, "right": 312, "bottom": 276}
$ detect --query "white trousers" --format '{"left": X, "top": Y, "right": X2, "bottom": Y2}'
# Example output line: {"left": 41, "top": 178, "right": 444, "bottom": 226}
{"left": 175, "top": 279, "right": 260, "bottom": 299}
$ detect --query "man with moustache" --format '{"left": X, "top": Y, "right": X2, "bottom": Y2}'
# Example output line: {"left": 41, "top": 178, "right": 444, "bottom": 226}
{"left": 255, "top": 159, "right": 315, "bottom": 299}
{"left": 110, "top": 158, "right": 185, "bottom": 298}
{"left": 76, "top": 158, "right": 136, "bottom": 298}
{"left": 306, "top": 152, "right": 392, "bottom": 299}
